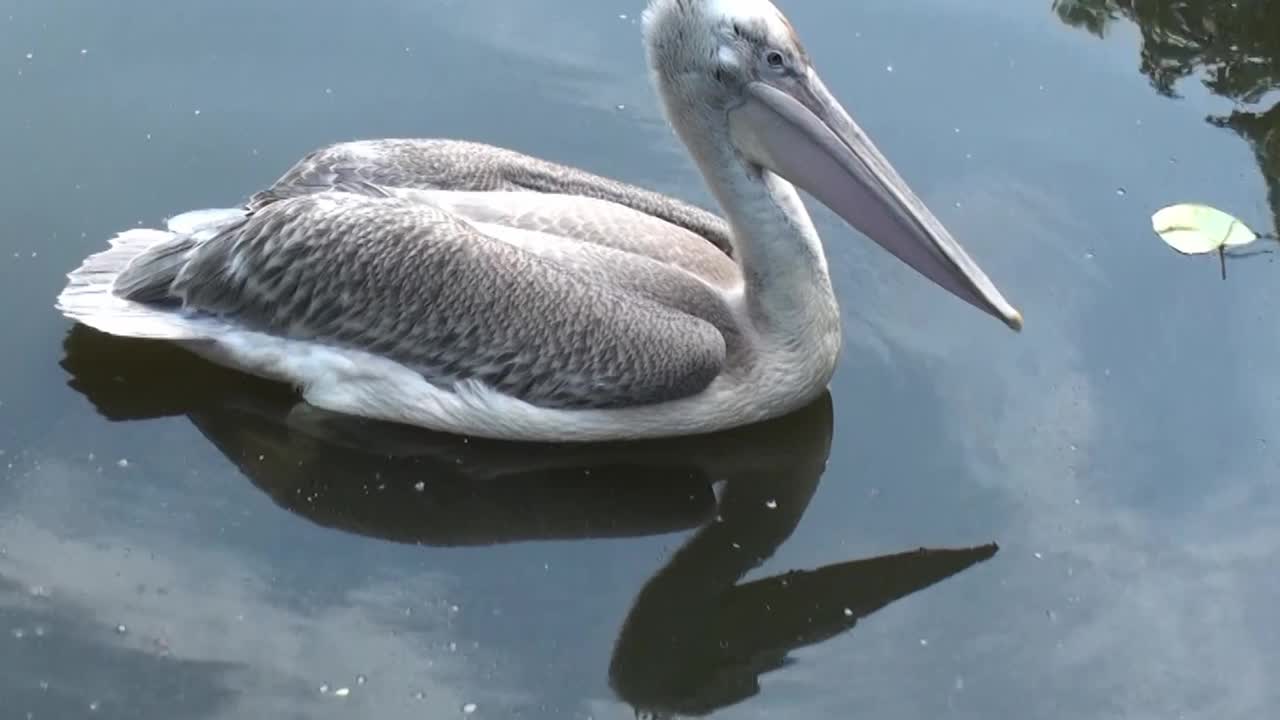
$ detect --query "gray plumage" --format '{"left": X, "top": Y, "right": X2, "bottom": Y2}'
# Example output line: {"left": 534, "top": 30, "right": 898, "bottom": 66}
{"left": 247, "top": 139, "right": 736, "bottom": 258}
{"left": 399, "top": 187, "right": 741, "bottom": 288}
{"left": 115, "top": 191, "right": 734, "bottom": 410}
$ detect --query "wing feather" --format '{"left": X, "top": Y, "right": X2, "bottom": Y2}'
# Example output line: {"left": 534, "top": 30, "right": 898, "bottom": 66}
{"left": 137, "top": 192, "right": 727, "bottom": 410}
{"left": 392, "top": 188, "right": 741, "bottom": 288}
{"left": 246, "top": 138, "right": 735, "bottom": 257}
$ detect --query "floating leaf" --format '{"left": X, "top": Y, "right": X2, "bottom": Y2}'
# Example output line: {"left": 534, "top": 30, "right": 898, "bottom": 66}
{"left": 1151, "top": 203, "right": 1257, "bottom": 255}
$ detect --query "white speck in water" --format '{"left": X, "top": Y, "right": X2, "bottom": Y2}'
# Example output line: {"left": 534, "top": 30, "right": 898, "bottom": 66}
{"left": 615, "top": 104, "right": 626, "bottom": 111}
{"left": 1046, "top": 609, "right": 1057, "bottom": 622}
{"left": 333, "top": 687, "right": 350, "bottom": 697}
{"left": 80, "top": 48, "right": 88, "bottom": 55}
{"left": 885, "top": 64, "right": 894, "bottom": 72}
{"left": 954, "top": 675, "right": 965, "bottom": 691}
{"left": 115, "top": 624, "right": 127, "bottom": 634}
{"left": 356, "top": 674, "right": 367, "bottom": 685}
{"left": 730, "top": 542, "right": 741, "bottom": 550}
{"left": 12, "top": 627, "right": 25, "bottom": 639}
{"left": 1115, "top": 187, "right": 1126, "bottom": 196}
{"left": 319, "top": 683, "right": 330, "bottom": 694}
{"left": 1084, "top": 251, "right": 1095, "bottom": 260}
{"left": 39, "top": 680, "right": 48, "bottom": 691}
{"left": 1033, "top": 552, "right": 1043, "bottom": 559}
{"left": 450, "top": 604, "right": 460, "bottom": 613}
{"left": 88, "top": 701, "right": 100, "bottom": 712}
{"left": 193, "top": 109, "right": 202, "bottom": 116}
{"left": 116, "top": 458, "right": 129, "bottom": 468}
{"left": 462, "top": 702, "right": 478, "bottom": 714}
{"left": 764, "top": 499, "right": 777, "bottom": 510}
{"left": 919, "top": 638, "right": 929, "bottom": 647}
{"left": 413, "top": 691, "right": 426, "bottom": 700}
{"left": 33, "top": 625, "right": 45, "bottom": 637}
{"left": 325, "top": 87, "right": 333, "bottom": 95}
{"left": 843, "top": 608, "right": 853, "bottom": 617}
{"left": 25, "top": 52, "right": 33, "bottom": 60}
{"left": 448, "top": 641, "right": 458, "bottom": 652}
{"left": 414, "top": 481, "right": 425, "bottom": 492}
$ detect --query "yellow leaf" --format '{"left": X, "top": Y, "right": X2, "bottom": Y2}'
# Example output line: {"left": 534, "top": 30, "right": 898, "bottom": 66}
{"left": 1151, "top": 203, "right": 1257, "bottom": 254}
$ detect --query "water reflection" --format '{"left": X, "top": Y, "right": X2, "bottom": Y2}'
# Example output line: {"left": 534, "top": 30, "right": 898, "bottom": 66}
{"left": 611, "top": 512, "right": 995, "bottom": 717}
{"left": 0, "top": 573, "right": 240, "bottom": 719}
{"left": 1052, "top": 0, "right": 1280, "bottom": 231}
{"left": 58, "top": 325, "right": 997, "bottom": 716}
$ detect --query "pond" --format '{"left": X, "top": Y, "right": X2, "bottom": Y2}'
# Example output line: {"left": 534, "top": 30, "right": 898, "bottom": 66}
{"left": 1, "top": 0, "right": 1276, "bottom": 717}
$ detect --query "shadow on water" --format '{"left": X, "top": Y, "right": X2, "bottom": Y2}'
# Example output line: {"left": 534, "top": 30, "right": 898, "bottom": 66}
{"left": 55, "top": 325, "right": 998, "bottom": 717}
{"left": 1052, "top": 0, "right": 1280, "bottom": 232}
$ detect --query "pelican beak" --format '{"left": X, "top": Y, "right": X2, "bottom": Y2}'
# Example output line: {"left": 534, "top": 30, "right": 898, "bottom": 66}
{"left": 727, "top": 71, "right": 1022, "bottom": 331}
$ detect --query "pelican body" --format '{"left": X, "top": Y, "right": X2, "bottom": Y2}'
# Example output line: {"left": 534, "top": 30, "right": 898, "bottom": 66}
{"left": 56, "top": 0, "right": 1021, "bottom": 442}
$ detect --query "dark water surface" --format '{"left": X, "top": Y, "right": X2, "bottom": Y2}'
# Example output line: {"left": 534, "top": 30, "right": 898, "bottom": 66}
{"left": 2, "top": 0, "right": 1278, "bottom": 717}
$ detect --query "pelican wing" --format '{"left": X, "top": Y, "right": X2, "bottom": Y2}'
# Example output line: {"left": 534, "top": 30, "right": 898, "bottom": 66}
{"left": 116, "top": 191, "right": 729, "bottom": 410}
{"left": 247, "top": 138, "right": 735, "bottom": 257}
{"left": 387, "top": 188, "right": 741, "bottom": 288}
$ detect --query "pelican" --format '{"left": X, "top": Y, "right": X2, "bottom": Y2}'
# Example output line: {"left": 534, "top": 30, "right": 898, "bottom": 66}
{"left": 56, "top": 0, "right": 1022, "bottom": 442}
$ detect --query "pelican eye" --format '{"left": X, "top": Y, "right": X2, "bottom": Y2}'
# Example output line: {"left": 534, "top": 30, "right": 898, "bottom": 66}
{"left": 766, "top": 51, "right": 785, "bottom": 68}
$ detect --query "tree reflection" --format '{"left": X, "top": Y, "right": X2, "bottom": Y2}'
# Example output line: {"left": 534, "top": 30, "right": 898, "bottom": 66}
{"left": 1052, "top": 0, "right": 1280, "bottom": 231}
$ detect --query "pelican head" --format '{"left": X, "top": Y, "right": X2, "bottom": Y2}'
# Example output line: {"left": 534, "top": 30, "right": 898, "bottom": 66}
{"left": 642, "top": 0, "right": 1023, "bottom": 331}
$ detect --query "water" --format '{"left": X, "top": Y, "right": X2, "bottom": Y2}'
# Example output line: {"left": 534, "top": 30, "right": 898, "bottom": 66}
{"left": 1, "top": 0, "right": 1278, "bottom": 717}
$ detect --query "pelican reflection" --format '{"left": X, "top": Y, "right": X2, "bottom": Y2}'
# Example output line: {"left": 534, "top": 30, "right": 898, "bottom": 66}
{"left": 60, "top": 325, "right": 999, "bottom": 716}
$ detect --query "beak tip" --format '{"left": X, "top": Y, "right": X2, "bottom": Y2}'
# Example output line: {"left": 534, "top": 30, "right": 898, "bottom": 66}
{"left": 1004, "top": 308, "right": 1024, "bottom": 333}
